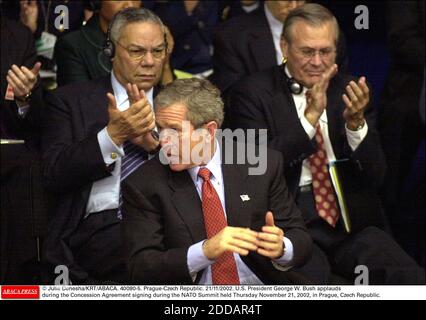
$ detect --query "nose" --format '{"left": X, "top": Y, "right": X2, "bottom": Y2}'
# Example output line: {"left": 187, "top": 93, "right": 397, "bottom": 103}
{"left": 140, "top": 51, "right": 155, "bottom": 67}
{"left": 309, "top": 52, "right": 322, "bottom": 66}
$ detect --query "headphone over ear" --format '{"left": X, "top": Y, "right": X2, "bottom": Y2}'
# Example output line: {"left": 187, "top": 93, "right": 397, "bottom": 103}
{"left": 287, "top": 77, "right": 303, "bottom": 95}
{"left": 103, "top": 14, "right": 116, "bottom": 59}
{"left": 282, "top": 63, "right": 304, "bottom": 95}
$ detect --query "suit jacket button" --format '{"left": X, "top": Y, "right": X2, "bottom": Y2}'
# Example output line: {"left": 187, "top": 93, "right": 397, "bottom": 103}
{"left": 184, "top": 44, "right": 191, "bottom": 50}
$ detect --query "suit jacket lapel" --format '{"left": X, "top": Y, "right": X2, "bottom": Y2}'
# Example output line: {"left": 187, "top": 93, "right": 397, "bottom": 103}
{"left": 169, "top": 170, "right": 207, "bottom": 243}
{"left": 247, "top": 9, "right": 276, "bottom": 72}
{"left": 221, "top": 142, "right": 251, "bottom": 228}
{"left": 269, "top": 67, "right": 301, "bottom": 135}
{"left": 79, "top": 76, "right": 112, "bottom": 136}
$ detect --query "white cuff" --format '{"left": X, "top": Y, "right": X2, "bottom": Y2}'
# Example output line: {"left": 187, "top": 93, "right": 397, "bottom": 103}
{"left": 17, "top": 104, "right": 30, "bottom": 118}
{"left": 272, "top": 237, "right": 294, "bottom": 271}
{"left": 345, "top": 122, "right": 368, "bottom": 151}
{"left": 97, "top": 127, "right": 124, "bottom": 165}
{"left": 187, "top": 240, "right": 214, "bottom": 283}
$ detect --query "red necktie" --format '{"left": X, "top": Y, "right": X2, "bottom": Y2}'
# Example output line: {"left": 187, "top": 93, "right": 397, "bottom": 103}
{"left": 308, "top": 125, "right": 340, "bottom": 227}
{"left": 198, "top": 167, "right": 240, "bottom": 285}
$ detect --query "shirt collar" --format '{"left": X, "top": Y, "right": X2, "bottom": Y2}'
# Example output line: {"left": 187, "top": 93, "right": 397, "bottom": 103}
{"left": 264, "top": 3, "right": 284, "bottom": 41}
{"left": 110, "top": 71, "right": 154, "bottom": 110}
{"left": 188, "top": 139, "right": 222, "bottom": 184}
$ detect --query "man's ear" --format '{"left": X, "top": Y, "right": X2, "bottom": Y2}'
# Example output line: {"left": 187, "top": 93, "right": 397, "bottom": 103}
{"left": 280, "top": 37, "right": 289, "bottom": 59}
{"left": 204, "top": 121, "right": 218, "bottom": 140}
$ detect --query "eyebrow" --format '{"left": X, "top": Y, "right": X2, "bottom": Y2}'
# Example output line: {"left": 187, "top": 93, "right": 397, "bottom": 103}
{"left": 127, "top": 43, "right": 166, "bottom": 49}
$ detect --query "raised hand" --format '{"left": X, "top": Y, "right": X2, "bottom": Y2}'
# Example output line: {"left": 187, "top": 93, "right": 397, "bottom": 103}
{"left": 256, "top": 211, "right": 285, "bottom": 259}
{"left": 342, "top": 77, "right": 369, "bottom": 130}
{"left": 6, "top": 62, "right": 41, "bottom": 101}
{"left": 304, "top": 64, "right": 338, "bottom": 127}
{"left": 106, "top": 83, "right": 155, "bottom": 146}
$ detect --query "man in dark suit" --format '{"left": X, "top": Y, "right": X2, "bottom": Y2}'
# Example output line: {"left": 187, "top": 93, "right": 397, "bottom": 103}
{"left": 1, "top": 17, "right": 46, "bottom": 284}
{"left": 211, "top": 1, "right": 347, "bottom": 97}
{"left": 41, "top": 8, "right": 167, "bottom": 284}
{"left": 228, "top": 3, "right": 425, "bottom": 284}
{"left": 54, "top": 1, "right": 141, "bottom": 86}
{"left": 122, "top": 78, "right": 313, "bottom": 285}
{"left": 1, "top": 18, "right": 43, "bottom": 148}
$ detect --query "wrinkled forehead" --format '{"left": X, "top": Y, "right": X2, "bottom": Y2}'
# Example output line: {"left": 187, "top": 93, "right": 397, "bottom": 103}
{"left": 119, "top": 21, "right": 165, "bottom": 46}
{"left": 156, "top": 103, "right": 189, "bottom": 128}
{"left": 289, "top": 20, "right": 337, "bottom": 47}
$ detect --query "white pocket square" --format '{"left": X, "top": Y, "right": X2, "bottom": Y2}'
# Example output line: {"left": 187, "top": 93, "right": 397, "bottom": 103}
{"left": 240, "top": 195, "right": 250, "bottom": 202}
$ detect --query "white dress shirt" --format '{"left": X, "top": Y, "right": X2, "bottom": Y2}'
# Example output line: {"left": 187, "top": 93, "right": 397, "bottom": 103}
{"left": 264, "top": 3, "right": 284, "bottom": 66}
{"left": 85, "top": 72, "right": 154, "bottom": 215}
{"left": 283, "top": 66, "right": 369, "bottom": 186}
{"left": 186, "top": 140, "right": 294, "bottom": 284}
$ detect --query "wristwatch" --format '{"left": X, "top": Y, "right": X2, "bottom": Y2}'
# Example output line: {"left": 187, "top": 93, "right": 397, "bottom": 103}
{"left": 348, "top": 120, "right": 365, "bottom": 131}
{"left": 15, "top": 91, "right": 32, "bottom": 103}
{"left": 354, "top": 121, "right": 365, "bottom": 131}
{"left": 148, "top": 130, "right": 161, "bottom": 155}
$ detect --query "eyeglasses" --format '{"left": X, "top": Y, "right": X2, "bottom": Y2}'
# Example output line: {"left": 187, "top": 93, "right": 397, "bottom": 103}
{"left": 293, "top": 47, "right": 336, "bottom": 60}
{"left": 116, "top": 41, "right": 167, "bottom": 60}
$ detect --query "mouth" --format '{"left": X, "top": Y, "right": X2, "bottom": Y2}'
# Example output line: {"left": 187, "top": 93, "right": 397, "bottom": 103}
{"left": 136, "top": 74, "right": 156, "bottom": 80}
{"left": 307, "top": 71, "right": 324, "bottom": 77}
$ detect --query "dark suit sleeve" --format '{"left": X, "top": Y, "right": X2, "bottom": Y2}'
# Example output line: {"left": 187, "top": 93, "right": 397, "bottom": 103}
{"left": 122, "top": 180, "right": 192, "bottom": 284}
{"left": 55, "top": 36, "right": 91, "bottom": 87}
{"left": 41, "top": 91, "right": 112, "bottom": 193}
{"left": 267, "top": 151, "right": 312, "bottom": 267}
{"left": 346, "top": 97, "right": 387, "bottom": 188}
{"left": 228, "top": 80, "right": 316, "bottom": 171}
{"left": 211, "top": 26, "right": 248, "bottom": 93}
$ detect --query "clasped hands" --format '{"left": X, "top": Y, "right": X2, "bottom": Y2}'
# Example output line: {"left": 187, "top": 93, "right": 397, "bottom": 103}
{"left": 106, "top": 83, "right": 159, "bottom": 152}
{"left": 202, "top": 211, "right": 285, "bottom": 261}
{"left": 304, "top": 63, "right": 370, "bottom": 130}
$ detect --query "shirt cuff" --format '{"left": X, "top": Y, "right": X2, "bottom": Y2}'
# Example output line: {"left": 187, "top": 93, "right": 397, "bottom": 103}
{"left": 272, "top": 237, "right": 294, "bottom": 270}
{"left": 17, "top": 104, "right": 30, "bottom": 118}
{"left": 345, "top": 122, "right": 368, "bottom": 151}
{"left": 97, "top": 127, "right": 124, "bottom": 165}
{"left": 300, "top": 116, "right": 316, "bottom": 139}
{"left": 187, "top": 240, "right": 215, "bottom": 282}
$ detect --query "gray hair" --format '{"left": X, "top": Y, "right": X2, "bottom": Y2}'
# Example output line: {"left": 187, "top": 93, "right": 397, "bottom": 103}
{"left": 282, "top": 3, "right": 339, "bottom": 46}
{"left": 154, "top": 78, "right": 224, "bottom": 128}
{"left": 109, "top": 7, "right": 167, "bottom": 46}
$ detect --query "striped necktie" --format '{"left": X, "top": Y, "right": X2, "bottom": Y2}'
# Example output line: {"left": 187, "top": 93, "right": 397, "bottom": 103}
{"left": 117, "top": 141, "right": 148, "bottom": 219}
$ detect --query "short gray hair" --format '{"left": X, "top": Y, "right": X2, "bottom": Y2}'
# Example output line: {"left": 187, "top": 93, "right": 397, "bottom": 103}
{"left": 109, "top": 7, "right": 167, "bottom": 46}
{"left": 282, "top": 3, "right": 339, "bottom": 46}
{"left": 154, "top": 78, "right": 224, "bottom": 128}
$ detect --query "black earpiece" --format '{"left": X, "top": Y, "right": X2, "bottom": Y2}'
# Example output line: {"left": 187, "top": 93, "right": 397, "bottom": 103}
{"left": 103, "top": 15, "right": 116, "bottom": 59}
{"left": 283, "top": 64, "right": 304, "bottom": 94}
{"left": 287, "top": 77, "right": 304, "bottom": 95}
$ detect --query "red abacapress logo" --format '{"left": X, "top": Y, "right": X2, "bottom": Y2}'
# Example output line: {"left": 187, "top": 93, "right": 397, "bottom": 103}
{"left": 1, "top": 286, "right": 40, "bottom": 299}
